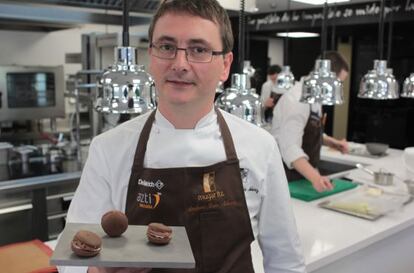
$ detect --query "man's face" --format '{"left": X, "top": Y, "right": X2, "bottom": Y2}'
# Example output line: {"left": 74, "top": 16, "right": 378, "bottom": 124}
{"left": 269, "top": 73, "right": 278, "bottom": 83}
{"left": 338, "top": 69, "right": 348, "bottom": 82}
{"left": 149, "top": 13, "right": 233, "bottom": 110}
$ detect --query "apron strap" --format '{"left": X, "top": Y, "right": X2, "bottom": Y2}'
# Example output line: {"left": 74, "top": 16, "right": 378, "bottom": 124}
{"left": 132, "top": 108, "right": 239, "bottom": 169}
{"left": 132, "top": 110, "right": 156, "bottom": 170}
{"left": 215, "top": 108, "right": 238, "bottom": 162}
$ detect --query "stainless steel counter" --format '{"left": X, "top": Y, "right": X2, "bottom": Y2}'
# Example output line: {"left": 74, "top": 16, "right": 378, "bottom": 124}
{"left": 0, "top": 159, "right": 82, "bottom": 246}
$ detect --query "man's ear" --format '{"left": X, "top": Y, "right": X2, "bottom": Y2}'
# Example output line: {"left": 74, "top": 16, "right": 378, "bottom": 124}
{"left": 220, "top": 52, "right": 233, "bottom": 82}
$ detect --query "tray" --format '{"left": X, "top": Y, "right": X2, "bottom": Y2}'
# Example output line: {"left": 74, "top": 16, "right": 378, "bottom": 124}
{"left": 318, "top": 186, "right": 411, "bottom": 221}
{"left": 50, "top": 223, "right": 195, "bottom": 268}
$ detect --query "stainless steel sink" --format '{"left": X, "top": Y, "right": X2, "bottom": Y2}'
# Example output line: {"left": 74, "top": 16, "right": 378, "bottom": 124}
{"left": 318, "top": 160, "right": 356, "bottom": 176}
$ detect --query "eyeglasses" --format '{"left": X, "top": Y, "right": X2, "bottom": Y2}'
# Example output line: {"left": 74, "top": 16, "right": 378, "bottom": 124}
{"left": 150, "top": 43, "right": 224, "bottom": 63}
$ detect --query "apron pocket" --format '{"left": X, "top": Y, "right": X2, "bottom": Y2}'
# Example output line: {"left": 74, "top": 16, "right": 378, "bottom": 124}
{"left": 199, "top": 208, "right": 252, "bottom": 273}
{"left": 200, "top": 210, "right": 226, "bottom": 272}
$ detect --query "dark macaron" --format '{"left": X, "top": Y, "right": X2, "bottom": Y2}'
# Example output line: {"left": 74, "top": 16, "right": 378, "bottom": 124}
{"left": 147, "top": 223, "right": 173, "bottom": 245}
{"left": 101, "top": 210, "right": 129, "bottom": 237}
{"left": 71, "top": 230, "right": 102, "bottom": 257}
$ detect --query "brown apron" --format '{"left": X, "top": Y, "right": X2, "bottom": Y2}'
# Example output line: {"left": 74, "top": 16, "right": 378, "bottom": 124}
{"left": 125, "top": 109, "right": 255, "bottom": 273}
{"left": 284, "top": 109, "right": 323, "bottom": 181}
{"left": 264, "top": 92, "right": 282, "bottom": 123}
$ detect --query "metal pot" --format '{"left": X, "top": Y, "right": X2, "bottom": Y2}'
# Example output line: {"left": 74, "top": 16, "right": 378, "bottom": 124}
{"left": 404, "top": 180, "right": 414, "bottom": 195}
{"left": 0, "top": 142, "right": 13, "bottom": 165}
{"left": 356, "top": 163, "right": 394, "bottom": 186}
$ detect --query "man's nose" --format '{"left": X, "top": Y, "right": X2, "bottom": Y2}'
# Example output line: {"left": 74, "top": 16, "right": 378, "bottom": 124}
{"left": 171, "top": 49, "right": 190, "bottom": 71}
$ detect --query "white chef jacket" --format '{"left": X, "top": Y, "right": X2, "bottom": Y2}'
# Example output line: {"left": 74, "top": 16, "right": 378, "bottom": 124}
{"left": 271, "top": 79, "right": 322, "bottom": 169}
{"left": 260, "top": 79, "right": 275, "bottom": 105}
{"left": 260, "top": 79, "right": 286, "bottom": 105}
{"left": 58, "top": 108, "right": 306, "bottom": 273}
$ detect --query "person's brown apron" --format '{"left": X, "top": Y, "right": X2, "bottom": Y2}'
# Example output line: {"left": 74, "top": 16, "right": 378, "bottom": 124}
{"left": 264, "top": 92, "right": 282, "bottom": 123}
{"left": 125, "top": 109, "right": 255, "bottom": 273}
{"left": 284, "top": 109, "right": 323, "bottom": 181}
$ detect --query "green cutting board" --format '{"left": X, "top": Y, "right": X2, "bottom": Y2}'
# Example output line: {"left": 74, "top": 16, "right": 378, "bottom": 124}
{"left": 288, "top": 179, "right": 358, "bottom": 202}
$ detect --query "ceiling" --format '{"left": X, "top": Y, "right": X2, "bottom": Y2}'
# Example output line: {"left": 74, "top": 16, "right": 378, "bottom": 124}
{"left": 0, "top": 0, "right": 382, "bottom": 32}
{"left": 255, "top": 0, "right": 378, "bottom": 12}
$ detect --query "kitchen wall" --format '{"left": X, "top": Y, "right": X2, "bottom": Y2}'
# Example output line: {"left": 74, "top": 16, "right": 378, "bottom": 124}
{"left": 0, "top": 24, "right": 150, "bottom": 75}
{"left": 267, "top": 38, "right": 284, "bottom": 67}
{"left": 0, "top": 24, "right": 150, "bottom": 131}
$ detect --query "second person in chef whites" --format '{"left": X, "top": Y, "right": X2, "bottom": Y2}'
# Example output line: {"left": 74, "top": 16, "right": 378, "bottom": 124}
{"left": 271, "top": 51, "right": 349, "bottom": 192}
{"left": 59, "top": 0, "right": 306, "bottom": 273}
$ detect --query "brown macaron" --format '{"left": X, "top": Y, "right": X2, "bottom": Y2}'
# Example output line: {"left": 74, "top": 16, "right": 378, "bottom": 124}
{"left": 101, "top": 210, "right": 129, "bottom": 237}
{"left": 71, "top": 230, "right": 102, "bottom": 257}
{"left": 147, "top": 223, "right": 173, "bottom": 245}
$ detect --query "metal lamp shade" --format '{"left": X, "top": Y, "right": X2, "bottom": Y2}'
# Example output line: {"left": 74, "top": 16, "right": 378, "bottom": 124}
{"left": 95, "top": 47, "right": 156, "bottom": 114}
{"left": 243, "top": 61, "right": 256, "bottom": 89}
{"left": 401, "top": 73, "right": 414, "bottom": 98}
{"left": 300, "top": 59, "right": 344, "bottom": 105}
{"left": 243, "top": 61, "right": 256, "bottom": 78}
{"left": 215, "top": 73, "right": 264, "bottom": 127}
{"left": 215, "top": 74, "right": 242, "bottom": 110}
{"left": 276, "top": 65, "right": 295, "bottom": 91}
{"left": 358, "top": 60, "right": 399, "bottom": 100}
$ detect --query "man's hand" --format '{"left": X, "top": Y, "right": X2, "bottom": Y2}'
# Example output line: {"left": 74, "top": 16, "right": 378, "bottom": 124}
{"left": 330, "top": 138, "right": 349, "bottom": 154}
{"left": 292, "top": 158, "right": 334, "bottom": 192}
{"left": 264, "top": 97, "right": 275, "bottom": 108}
{"left": 310, "top": 175, "right": 334, "bottom": 192}
{"left": 88, "top": 267, "right": 151, "bottom": 273}
{"left": 324, "top": 135, "right": 349, "bottom": 154}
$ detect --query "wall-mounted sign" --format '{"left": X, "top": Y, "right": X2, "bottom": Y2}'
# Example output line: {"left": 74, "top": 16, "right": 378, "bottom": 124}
{"left": 248, "top": 0, "right": 414, "bottom": 32}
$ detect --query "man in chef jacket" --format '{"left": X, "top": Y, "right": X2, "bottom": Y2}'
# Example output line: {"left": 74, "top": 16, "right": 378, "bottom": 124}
{"left": 260, "top": 64, "right": 282, "bottom": 123}
{"left": 59, "top": 0, "right": 306, "bottom": 273}
{"left": 271, "top": 51, "right": 349, "bottom": 192}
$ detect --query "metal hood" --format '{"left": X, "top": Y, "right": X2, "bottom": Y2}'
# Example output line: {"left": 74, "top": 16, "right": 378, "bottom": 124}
{"left": 18, "top": 0, "right": 160, "bottom": 13}
{"left": 0, "top": 0, "right": 157, "bottom": 32}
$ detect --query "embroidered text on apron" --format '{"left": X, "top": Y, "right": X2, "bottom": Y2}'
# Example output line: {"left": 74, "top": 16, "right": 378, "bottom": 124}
{"left": 284, "top": 108, "right": 323, "bottom": 181}
{"left": 125, "top": 109, "right": 255, "bottom": 273}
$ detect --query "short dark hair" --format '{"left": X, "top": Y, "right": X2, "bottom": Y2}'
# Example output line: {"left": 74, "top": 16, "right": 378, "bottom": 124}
{"left": 148, "top": 0, "right": 234, "bottom": 54}
{"left": 267, "top": 65, "right": 281, "bottom": 75}
{"left": 322, "top": 51, "right": 349, "bottom": 75}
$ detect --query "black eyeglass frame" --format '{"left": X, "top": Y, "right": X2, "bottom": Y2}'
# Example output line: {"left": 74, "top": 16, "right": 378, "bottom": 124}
{"left": 149, "top": 43, "right": 225, "bottom": 63}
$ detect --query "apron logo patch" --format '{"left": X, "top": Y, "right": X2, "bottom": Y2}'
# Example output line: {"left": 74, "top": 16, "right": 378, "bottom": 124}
{"left": 203, "top": 172, "right": 216, "bottom": 193}
{"left": 136, "top": 192, "right": 160, "bottom": 209}
{"left": 137, "top": 178, "right": 164, "bottom": 190}
{"left": 197, "top": 172, "right": 225, "bottom": 202}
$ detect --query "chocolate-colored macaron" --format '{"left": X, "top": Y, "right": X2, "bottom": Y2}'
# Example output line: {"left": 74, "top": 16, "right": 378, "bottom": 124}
{"left": 147, "top": 223, "right": 173, "bottom": 245}
{"left": 101, "top": 210, "right": 128, "bottom": 237}
{"left": 71, "top": 230, "right": 102, "bottom": 257}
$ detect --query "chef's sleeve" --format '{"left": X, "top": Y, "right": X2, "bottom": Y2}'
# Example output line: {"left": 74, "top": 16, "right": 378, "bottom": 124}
{"left": 271, "top": 95, "right": 310, "bottom": 169}
{"left": 258, "top": 142, "right": 306, "bottom": 273}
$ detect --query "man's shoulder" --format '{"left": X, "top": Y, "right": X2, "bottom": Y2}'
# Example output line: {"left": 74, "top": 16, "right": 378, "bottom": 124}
{"left": 92, "top": 111, "right": 152, "bottom": 145}
{"left": 278, "top": 83, "right": 309, "bottom": 109}
{"left": 261, "top": 80, "right": 272, "bottom": 88}
{"left": 220, "top": 110, "right": 275, "bottom": 145}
